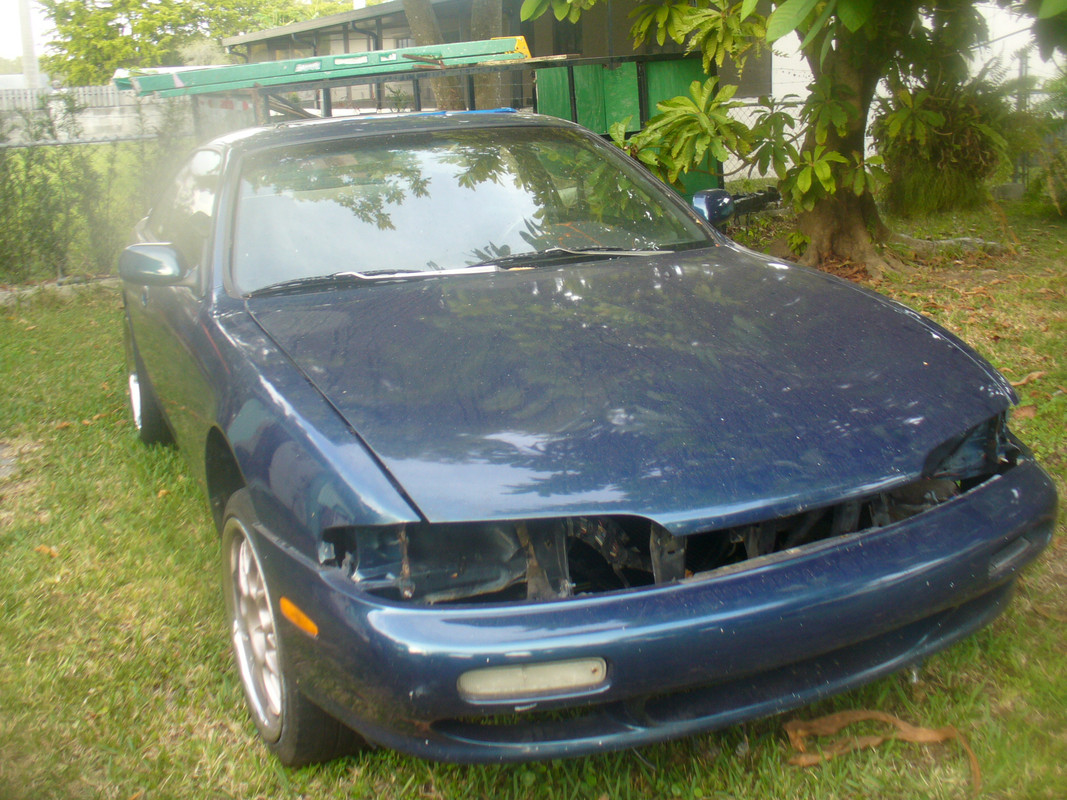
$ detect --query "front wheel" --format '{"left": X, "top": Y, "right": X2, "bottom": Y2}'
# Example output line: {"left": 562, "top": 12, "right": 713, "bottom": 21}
{"left": 221, "top": 489, "right": 366, "bottom": 766}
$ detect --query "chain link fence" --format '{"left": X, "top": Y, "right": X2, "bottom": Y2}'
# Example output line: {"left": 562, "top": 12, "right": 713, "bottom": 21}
{"left": 0, "top": 91, "right": 195, "bottom": 283}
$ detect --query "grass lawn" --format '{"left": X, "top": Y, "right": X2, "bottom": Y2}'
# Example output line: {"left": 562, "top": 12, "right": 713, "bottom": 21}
{"left": 0, "top": 202, "right": 1064, "bottom": 800}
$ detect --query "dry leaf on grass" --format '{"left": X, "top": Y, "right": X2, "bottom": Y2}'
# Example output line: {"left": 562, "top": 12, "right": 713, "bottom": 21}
{"left": 34, "top": 544, "right": 59, "bottom": 558}
{"left": 1014, "top": 405, "right": 1038, "bottom": 419}
{"left": 784, "top": 709, "right": 981, "bottom": 794}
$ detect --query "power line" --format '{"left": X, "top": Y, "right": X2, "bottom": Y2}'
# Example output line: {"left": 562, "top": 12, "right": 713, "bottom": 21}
{"left": 973, "top": 27, "right": 1034, "bottom": 49}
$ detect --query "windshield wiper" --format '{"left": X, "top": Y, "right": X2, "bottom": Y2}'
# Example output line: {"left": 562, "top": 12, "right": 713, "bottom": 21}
{"left": 245, "top": 247, "right": 677, "bottom": 296}
{"left": 246, "top": 265, "right": 501, "bottom": 297}
{"left": 468, "top": 246, "right": 674, "bottom": 270}
{"left": 545, "top": 246, "right": 674, "bottom": 257}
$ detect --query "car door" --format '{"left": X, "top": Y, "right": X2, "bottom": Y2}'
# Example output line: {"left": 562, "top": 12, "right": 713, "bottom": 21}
{"left": 125, "top": 148, "right": 223, "bottom": 452}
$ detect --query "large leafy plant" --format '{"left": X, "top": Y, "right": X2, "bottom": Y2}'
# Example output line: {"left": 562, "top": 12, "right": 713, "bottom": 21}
{"left": 611, "top": 78, "right": 752, "bottom": 186}
{"left": 873, "top": 77, "right": 1012, "bottom": 215}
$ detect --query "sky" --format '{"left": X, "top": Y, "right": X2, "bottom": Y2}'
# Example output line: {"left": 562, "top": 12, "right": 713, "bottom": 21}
{"left": 0, "top": 0, "right": 1061, "bottom": 80}
{"left": 0, "top": 0, "right": 48, "bottom": 62}
{"left": 1, "top": 0, "right": 49, "bottom": 62}
{"left": 770, "top": 2, "right": 1062, "bottom": 98}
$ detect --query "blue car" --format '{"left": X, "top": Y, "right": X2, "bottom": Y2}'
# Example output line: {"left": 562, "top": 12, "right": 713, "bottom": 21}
{"left": 119, "top": 110, "right": 1057, "bottom": 766}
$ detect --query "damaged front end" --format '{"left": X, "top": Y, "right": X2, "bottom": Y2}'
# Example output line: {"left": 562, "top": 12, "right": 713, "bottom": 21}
{"left": 320, "top": 413, "right": 1023, "bottom": 605}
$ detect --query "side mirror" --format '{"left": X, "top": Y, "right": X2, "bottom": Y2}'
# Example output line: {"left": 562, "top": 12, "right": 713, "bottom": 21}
{"left": 692, "top": 189, "right": 734, "bottom": 227}
{"left": 119, "top": 244, "right": 186, "bottom": 286}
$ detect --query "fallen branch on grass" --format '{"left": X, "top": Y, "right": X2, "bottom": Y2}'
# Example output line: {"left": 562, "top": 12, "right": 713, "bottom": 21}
{"left": 784, "top": 709, "right": 981, "bottom": 794}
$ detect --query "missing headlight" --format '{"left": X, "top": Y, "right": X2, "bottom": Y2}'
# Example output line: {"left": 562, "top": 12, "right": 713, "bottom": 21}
{"left": 322, "top": 517, "right": 660, "bottom": 603}
{"left": 923, "top": 411, "right": 1018, "bottom": 483}
{"left": 322, "top": 522, "right": 528, "bottom": 603}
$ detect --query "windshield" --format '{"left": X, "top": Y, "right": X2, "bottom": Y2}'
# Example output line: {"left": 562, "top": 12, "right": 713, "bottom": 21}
{"left": 232, "top": 124, "right": 713, "bottom": 294}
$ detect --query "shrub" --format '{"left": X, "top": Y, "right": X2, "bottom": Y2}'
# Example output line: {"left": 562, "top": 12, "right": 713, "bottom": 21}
{"left": 873, "top": 79, "right": 1012, "bottom": 216}
{"left": 0, "top": 96, "right": 191, "bottom": 284}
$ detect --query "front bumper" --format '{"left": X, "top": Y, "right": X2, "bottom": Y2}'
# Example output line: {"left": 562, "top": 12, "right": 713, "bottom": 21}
{"left": 254, "top": 459, "right": 1057, "bottom": 762}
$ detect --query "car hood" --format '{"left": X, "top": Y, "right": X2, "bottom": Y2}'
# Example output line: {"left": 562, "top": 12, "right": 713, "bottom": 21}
{"left": 246, "top": 248, "right": 1014, "bottom": 534}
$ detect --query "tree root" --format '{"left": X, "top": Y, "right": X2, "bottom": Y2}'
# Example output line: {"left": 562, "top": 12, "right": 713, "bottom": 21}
{"left": 891, "top": 233, "right": 1009, "bottom": 257}
{"left": 766, "top": 236, "right": 901, "bottom": 282}
{"left": 796, "top": 242, "right": 903, "bottom": 283}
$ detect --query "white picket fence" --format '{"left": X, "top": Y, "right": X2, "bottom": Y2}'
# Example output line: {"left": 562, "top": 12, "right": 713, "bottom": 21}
{"left": 0, "top": 84, "right": 141, "bottom": 113}
{"left": 0, "top": 85, "right": 191, "bottom": 145}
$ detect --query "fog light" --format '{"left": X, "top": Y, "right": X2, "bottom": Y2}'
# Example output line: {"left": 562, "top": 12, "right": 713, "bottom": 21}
{"left": 457, "top": 658, "right": 607, "bottom": 700}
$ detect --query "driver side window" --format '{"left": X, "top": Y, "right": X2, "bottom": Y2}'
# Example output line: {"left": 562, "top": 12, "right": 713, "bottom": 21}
{"left": 146, "top": 149, "right": 222, "bottom": 275}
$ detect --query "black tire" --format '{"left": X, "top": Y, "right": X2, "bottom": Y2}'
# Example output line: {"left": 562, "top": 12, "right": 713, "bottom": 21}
{"left": 123, "top": 324, "right": 171, "bottom": 445}
{"left": 220, "top": 489, "right": 366, "bottom": 766}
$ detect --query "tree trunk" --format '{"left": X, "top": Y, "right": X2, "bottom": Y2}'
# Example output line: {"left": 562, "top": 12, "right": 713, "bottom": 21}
{"left": 400, "top": 0, "right": 466, "bottom": 110}
{"left": 470, "top": 0, "right": 506, "bottom": 109}
{"left": 795, "top": 10, "right": 918, "bottom": 275}
{"left": 797, "top": 193, "right": 890, "bottom": 274}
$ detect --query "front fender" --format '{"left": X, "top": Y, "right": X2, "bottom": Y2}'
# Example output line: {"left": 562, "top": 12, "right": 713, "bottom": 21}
{"left": 209, "top": 299, "right": 421, "bottom": 561}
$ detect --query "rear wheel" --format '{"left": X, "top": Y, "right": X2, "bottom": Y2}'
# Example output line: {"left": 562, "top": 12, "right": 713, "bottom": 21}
{"left": 221, "top": 489, "right": 365, "bottom": 766}
{"left": 123, "top": 324, "right": 169, "bottom": 445}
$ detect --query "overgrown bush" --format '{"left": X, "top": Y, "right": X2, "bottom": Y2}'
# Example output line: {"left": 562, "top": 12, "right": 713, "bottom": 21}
{"left": 1031, "top": 68, "right": 1067, "bottom": 215}
{"left": 0, "top": 96, "right": 191, "bottom": 285}
{"left": 872, "top": 78, "right": 1014, "bottom": 216}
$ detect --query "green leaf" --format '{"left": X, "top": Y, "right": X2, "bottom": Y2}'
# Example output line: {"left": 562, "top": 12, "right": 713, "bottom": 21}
{"left": 637, "top": 150, "right": 659, "bottom": 168}
{"left": 887, "top": 114, "right": 903, "bottom": 139}
{"left": 766, "top": 0, "right": 819, "bottom": 43}
{"left": 608, "top": 117, "right": 632, "bottom": 147}
{"left": 924, "top": 110, "right": 946, "bottom": 127}
{"left": 837, "top": 0, "right": 874, "bottom": 32}
{"left": 797, "top": 165, "right": 813, "bottom": 194}
{"left": 829, "top": 105, "right": 847, "bottom": 132}
{"left": 519, "top": 0, "right": 550, "bottom": 21}
{"left": 814, "top": 159, "right": 831, "bottom": 186}
{"left": 819, "top": 29, "right": 835, "bottom": 65}
{"left": 739, "top": 0, "right": 759, "bottom": 19}
{"left": 1039, "top": 0, "right": 1067, "bottom": 19}
{"left": 799, "top": 0, "right": 836, "bottom": 51}
{"left": 715, "top": 82, "right": 739, "bottom": 103}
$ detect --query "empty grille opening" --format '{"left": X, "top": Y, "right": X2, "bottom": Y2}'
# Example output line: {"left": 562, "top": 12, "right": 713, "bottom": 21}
{"left": 328, "top": 415, "right": 1018, "bottom": 605}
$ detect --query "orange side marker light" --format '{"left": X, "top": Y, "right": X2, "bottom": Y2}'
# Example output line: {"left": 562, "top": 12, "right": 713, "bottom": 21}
{"left": 280, "top": 596, "right": 319, "bottom": 638}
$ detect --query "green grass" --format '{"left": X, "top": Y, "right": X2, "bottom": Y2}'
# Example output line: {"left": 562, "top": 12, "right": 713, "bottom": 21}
{"left": 1, "top": 203, "right": 1064, "bottom": 799}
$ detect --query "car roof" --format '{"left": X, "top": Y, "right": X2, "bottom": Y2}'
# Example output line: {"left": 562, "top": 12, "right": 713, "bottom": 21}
{"left": 209, "top": 109, "right": 582, "bottom": 153}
